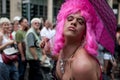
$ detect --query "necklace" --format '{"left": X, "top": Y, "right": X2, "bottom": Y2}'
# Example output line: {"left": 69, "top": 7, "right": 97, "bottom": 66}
{"left": 59, "top": 45, "right": 80, "bottom": 74}
{"left": 59, "top": 59, "right": 65, "bottom": 74}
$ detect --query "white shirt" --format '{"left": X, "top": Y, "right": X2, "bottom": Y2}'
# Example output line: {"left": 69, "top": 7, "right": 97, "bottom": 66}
{"left": 0, "top": 35, "right": 11, "bottom": 62}
{"left": 50, "top": 29, "right": 56, "bottom": 38}
{"left": 40, "top": 27, "right": 52, "bottom": 39}
{"left": 103, "top": 52, "right": 112, "bottom": 60}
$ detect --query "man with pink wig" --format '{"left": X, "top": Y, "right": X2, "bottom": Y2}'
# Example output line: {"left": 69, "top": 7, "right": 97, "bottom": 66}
{"left": 47, "top": 0, "right": 116, "bottom": 80}
{"left": 48, "top": 0, "right": 117, "bottom": 79}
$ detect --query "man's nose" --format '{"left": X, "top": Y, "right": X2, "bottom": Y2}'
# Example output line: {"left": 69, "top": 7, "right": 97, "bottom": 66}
{"left": 71, "top": 19, "right": 77, "bottom": 26}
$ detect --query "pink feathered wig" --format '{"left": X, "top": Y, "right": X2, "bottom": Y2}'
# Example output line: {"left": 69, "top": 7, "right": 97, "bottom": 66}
{"left": 53, "top": 0, "right": 102, "bottom": 56}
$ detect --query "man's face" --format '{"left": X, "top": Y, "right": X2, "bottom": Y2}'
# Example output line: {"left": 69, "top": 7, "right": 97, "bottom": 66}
{"left": 32, "top": 20, "right": 40, "bottom": 30}
{"left": 21, "top": 19, "right": 28, "bottom": 28}
{"left": 45, "top": 20, "right": 52, "bottom": 29}
{"left": 63, "top": 12, "right": 86, "bottom": 38}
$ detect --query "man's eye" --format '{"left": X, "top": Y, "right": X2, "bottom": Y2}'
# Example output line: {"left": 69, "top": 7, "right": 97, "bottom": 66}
{"left": 67, "top": 16, "right": 74, "bottom": 21}
{"left": 77, "top": 18, "right": 85, "bottom": 25}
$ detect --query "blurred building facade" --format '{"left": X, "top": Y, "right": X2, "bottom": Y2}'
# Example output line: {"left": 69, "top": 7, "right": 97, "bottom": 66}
{"left": 0, "top": 0, "right": 120, "bottom": 24}
{"left": 0, "top": 0, "right": 10, "bottom": 18}
{"left": 0, "top": 0, "right": 63, "bottom": 22}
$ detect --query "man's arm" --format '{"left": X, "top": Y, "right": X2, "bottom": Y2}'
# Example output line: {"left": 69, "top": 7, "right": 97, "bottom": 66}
{"left": 17, "top": 42, "right": 25, "bottom": 61}
{"left": 27, "top": 33, "right": 38, "bottom": 60}
{"left": 15, "top": 31, "right": 25, "bottom": 61}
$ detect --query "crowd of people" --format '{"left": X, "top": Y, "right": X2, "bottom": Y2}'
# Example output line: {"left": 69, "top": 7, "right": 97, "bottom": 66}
{"left": 0, "top": 0, "right": 120, "bottom": 80}
{"left": 0, "top": 16, "right": 55, "bottom": 80}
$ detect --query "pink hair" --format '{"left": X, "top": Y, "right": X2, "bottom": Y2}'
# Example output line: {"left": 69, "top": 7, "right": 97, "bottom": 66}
{"left": 53, "top": 0, "right": 101, "bottom": 56}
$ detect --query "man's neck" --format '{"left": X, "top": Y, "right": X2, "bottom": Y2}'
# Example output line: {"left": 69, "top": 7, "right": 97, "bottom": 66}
{"left": 20, "top": 26, "right": 25, "bottom": 31}
{"left": 62, "top": 43, "right": 81, "bottom": 59}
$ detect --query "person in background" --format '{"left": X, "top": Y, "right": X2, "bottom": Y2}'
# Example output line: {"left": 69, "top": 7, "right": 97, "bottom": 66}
{"left": 115, "top": 26, "right": 120, "bottom": 79}
{"left": 12, "top": 16, "right": 21, "bottom": 40}
{"left": 25, "top": 18, "right": 44, "bottom": 80}
{"left": 0, "top": 17, "right": 19, "bottom": 80}
{"left": 49, "top": 23, "right": 56, "bottom": 39}
{"left": 103, "top": 48, "right": 117, "bottom": 80}
{"left": 115, "top": 26, "right": 120, "bottom": 60}
{"left": 97, "top": 44, "right": 104, "bottom": 73}
{"left": 40, "top": 19, "right": 53, "bottom": 80}
{"left": 8, "top": 23, "right": 14, "bottom": 39}
{"left": 40, "top": 20, "right": 52, "bottom": 39}
{"left": 15, "top": 17, "right": 28, "bottom": 80}
{"left": 39, "top": 17, "right": 45, "bottom": 30}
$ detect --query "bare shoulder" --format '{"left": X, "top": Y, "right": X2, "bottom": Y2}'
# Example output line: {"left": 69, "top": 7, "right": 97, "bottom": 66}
{"left": 71, "top": 48, "right": 100, "bottom": 80}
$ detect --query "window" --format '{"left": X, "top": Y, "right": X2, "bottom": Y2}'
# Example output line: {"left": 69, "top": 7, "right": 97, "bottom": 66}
{"left": 6, "top": 0, "right": 10, "bottom": 18}
{"left": 39, "top": 5, "right": 47, "bottom": 19}
{"left": 39, "top": 5, "right": 43, "bottom": 16}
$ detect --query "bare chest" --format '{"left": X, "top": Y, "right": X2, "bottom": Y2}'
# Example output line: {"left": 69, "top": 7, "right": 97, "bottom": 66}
{"left": 56, "top": 58, "right": 75, "bottom": 80}
{"left": 55, "top": 54, "right": 100, "bottom": 80}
